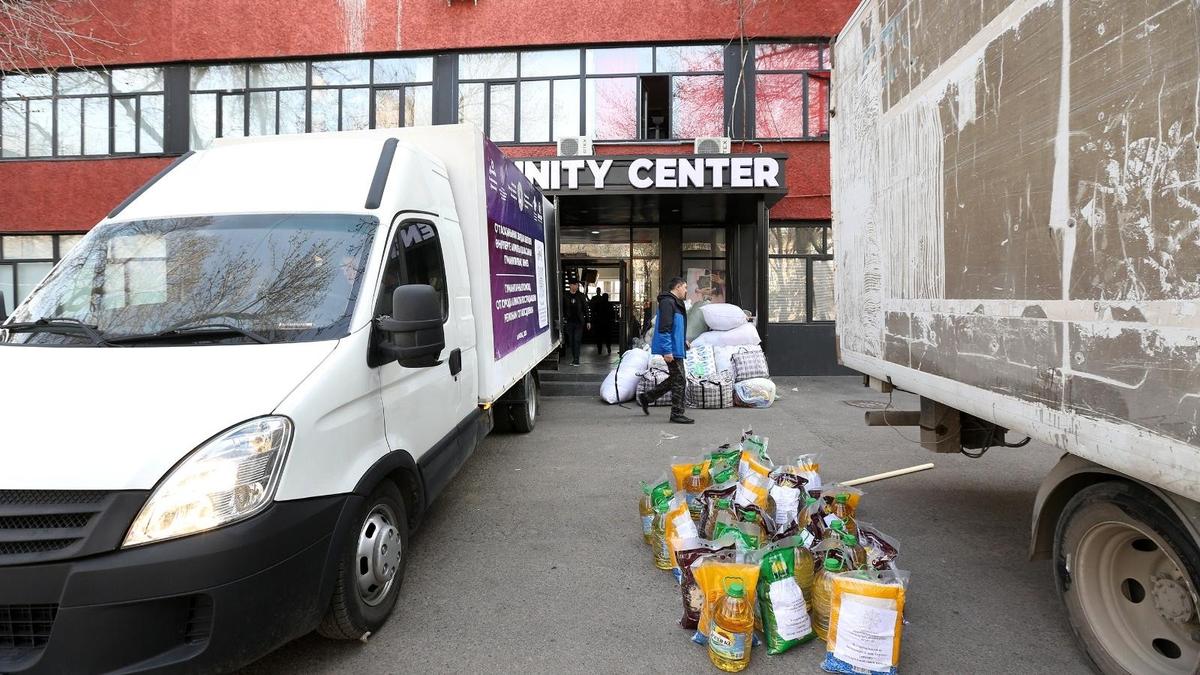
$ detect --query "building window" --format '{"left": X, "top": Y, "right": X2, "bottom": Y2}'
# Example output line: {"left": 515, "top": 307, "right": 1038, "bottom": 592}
{"left": 768, "top": 222, "right": 834, "bottom": 323}
{"left": 0, "top": 233, "right": 84, "bottom": 315}
{"left": 0, "top": 68, "right": 165, "bottom": 158}
{"left": 755, "top": 42, "right": 829, "bottom": 139}
{"left": 458, "top": 49, "right": 581, "bottom": 144}
{"left": 189, "top": 57, "right": 434, "bottom": 149}
{"left": 682, "top": 227, "right": 728, "bottom": 305}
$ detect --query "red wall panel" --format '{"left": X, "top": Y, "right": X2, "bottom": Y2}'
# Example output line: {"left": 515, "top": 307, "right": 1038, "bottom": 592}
{"left": 0, "top": 158, "right": 171, "bottom": 232}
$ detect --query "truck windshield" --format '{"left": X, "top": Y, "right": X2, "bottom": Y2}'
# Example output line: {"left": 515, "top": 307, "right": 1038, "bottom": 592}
{"left": 1, "top": 213, "right": 379, "bottom": 346}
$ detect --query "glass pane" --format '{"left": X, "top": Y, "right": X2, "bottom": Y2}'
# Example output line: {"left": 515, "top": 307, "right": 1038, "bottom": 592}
{"left": 27, "top": 98, "right": 52, "bottom": 156}
{"left": 489, "top": 83, "right": 515, "bottom": 142}
{"left": 58, "top": 71, "right": 108, "bottom": 95}
{"left": 521, "top": 49, "right": 580, "bottom": 77}
{"left": 2, "top": 73, "right": 51, "bottom": 98}
{"left": 519, "top": 80, "right": 549, "bottom": 143}
{"left": 83, "top": 96, "right": 109, "bottom": 154}
{"left": 632, "top": 258, "right": 660, "bottom": 328}
{"left": 310, "top": 89, "right": 338, "bottom": 133}
{"left": 459, "top": 52, "right": 517, "bottom": 80}
{"left": 375, "top": 89, "right": 401, "bottom": 128}
{"left": 684, "top": 262, "right": 727, "bottom": 305}
{"left": 248, "top": 91, "right": 276, "bottom": 135}
{"left": 16, "top": 262, "right": 53, "bottom": 308}
{"left": 58, "top": 234, "right": 85, "bottom": 255}
{"left": 249, "top": 62, "right": 306, "bottom": 88}
{"left": 656, "top": 45, "right": 723, "bottom": 73}
{"left": 139, "top": 94, "right": 164, "bottom": 152}
{"left": 406, "top": 85, "right": 432, "bottom": 126}
{"left": 113, "top": 98, "right": 137, "bottom": 152}
{"left": 189, "top": 93, "right": 217, "bottom": 150}
{"left": 3, "top": 235, "right": 53, "bottom": 258}
{"left": 221, "top": 94, "right": 245, "bottom": 137}
{"left": 585, "top": 47, "right": 652, "bottom": 74}
{"left": 553, "top": 79, "right": 580, "bottom": 140}
{"left": 56, "top": 98, "right": 82, "bottom": 155}
{"left": 769, "top": 226, "right": 822, "bottom": 255}
{"left": 632, "top": 227, "right": 661, "bottom": 258}
{"left": 808, "top": 72, "right": 830, "bottom": 137}
{"left": 0, "top": 101, "right": 25, "bottom": 157}
{"left": 112, "top": 68, "right": 164, "bottom": 93}
{"left": 458, "top": 83, "right": 484, "bottom": 129}
{"left": 755, "top": 73, "right": 804, "bottom": 138}
{"left": 586, "top": 77, "right": 636, "bottom": 140}
{"left": 373, "top": 57, "right": 433, "bottom": 84}
{"left": 671, "top": 75, "right": 724, "bottom": 138}
{"left": 756, "top": 43, "right": 821, "bottom": 71}
{"left": 190, "top": 64, "right": 245, "bottom": 90}
{"left": 811, "top": 259, "right": 836, "bottom": 321}
{"left": 0, "top": 264, "right": 12, "bottom": 315}
{"left": 341, "top": 88, "right": 369, "bottom": 131}
{"left": 682, "top": 228, "right": 727, "bottom": 257}
{"left": 768, "top": 258, "right": 807, "bottom": 323}
{"left": 278, "top": 90, "right": 306, "bottom": 134}
{"left": 311, "top": 59, "right": 369, "bottom": 86}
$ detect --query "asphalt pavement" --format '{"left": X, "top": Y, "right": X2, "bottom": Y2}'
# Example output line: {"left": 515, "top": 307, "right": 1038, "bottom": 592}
{"left": 244, "top": 376, "right": 1094, "bottom": 674}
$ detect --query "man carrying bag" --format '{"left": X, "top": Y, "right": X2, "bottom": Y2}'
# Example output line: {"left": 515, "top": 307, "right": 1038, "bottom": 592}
{"left": 637, "top": 277, "right": 694, "bottom": 424}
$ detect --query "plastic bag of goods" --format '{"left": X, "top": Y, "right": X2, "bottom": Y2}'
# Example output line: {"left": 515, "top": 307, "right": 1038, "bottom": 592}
{"left": 857, "top": 521, "right": 901, "bottom": 571}
{"left": 671, "top": 457, "right": 713, "bottom": 521}
{"left": 734, "top": 378, "right": 776, "bottom": 408}
{"left": 709, "top": 444, "right": 742, "bottom": 474}
{"left": 600, "top": 348, "right": 651, "bottom": 403}
{"left": 686, "top": 301, "right": 711, "bottom": 342}
{"left": 817, "top": 484, "right": 865, "bottom": 534}
{"left": 758, "top": 536, "right": 817, "bottom": 654}
{"left": 698, "top": 467, "right": 739, "bottom": 538}
{"left": 731, "top": 345, "right": 770, "bottom": 382}
{"left": 690, "top": 550, "right": 762, "bottom": 647}
{"left": 822, "top": 570, "right": 909, "bottom": 675}
{"left": 700, "top": 302, "right": 751, "bottom": 331}
{"left": 672, "top": 534, "right": 737, "bottom": 629}
{"left": 795, "top": 453, "right": 823, "bottom": 496}
{"left": 692, "top": 322, "right": 762, "bottom": 348}
{"left": 636, "top": 366, "right": 673, "bottom": 406}
{"left": 740, "top": 429, "right": 770, "bottom": 462}
{"left": 684, "top": 344, "right": 718, "bottom": 379}
{"left": 664, "top": 495, "right": 700, "bottom": 581}
{"left": 713, "top": 345, "right": 737, "bottom": 376}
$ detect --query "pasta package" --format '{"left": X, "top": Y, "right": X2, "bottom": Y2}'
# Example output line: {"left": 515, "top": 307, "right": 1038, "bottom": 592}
{"left": 822, "top": 570, "right": 909, "bottom": 675}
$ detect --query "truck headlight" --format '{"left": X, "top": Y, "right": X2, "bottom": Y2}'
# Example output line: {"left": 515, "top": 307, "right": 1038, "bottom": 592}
{"left": 123, "top": 416, "right": 293, "bottom": 547}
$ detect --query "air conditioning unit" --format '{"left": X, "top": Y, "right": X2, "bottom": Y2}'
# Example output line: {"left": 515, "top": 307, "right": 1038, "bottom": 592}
{"left": 557, "top": 136, "right": 594, "bottom": 157}
{"left": 693, "top": 136, "right": 732, "bottom": 154}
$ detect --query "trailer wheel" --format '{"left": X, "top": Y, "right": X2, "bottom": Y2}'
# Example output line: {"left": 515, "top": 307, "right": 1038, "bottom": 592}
{"left": 1054, "top": 482, "right": 1200, "bottom": 674}
{"left": 318, "top": 481, "right": 409, "bottom": 640}
{"left": 509, "top": 371, "right": 538, "bottom": 434}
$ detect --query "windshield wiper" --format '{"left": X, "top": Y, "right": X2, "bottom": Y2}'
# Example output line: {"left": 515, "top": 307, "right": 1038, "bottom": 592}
{"left": 1, "top": 317, "right": 111, "bottom": 346}
{"left": 108, "top": 322, "right": 270, "bottom": 345}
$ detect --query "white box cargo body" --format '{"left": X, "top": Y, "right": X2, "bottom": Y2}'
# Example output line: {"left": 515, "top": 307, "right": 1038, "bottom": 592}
{"left": 832, "top": 2, "right": 1200, "bottom": 672}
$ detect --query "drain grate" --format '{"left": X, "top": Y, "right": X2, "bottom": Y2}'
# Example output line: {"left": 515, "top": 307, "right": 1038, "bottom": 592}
{"left": 842, "top": 399, "right": 888, "bottom": 409}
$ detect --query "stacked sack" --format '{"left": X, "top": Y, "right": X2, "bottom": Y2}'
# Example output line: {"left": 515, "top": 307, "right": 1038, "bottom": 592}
{"left": 639, "top": 429, "right": 909, "bottom": 673}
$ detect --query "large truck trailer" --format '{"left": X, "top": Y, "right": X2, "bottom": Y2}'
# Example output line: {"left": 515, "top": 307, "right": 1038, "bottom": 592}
{"left": 832, "top": 1, "right": 1200, "bottom": 672}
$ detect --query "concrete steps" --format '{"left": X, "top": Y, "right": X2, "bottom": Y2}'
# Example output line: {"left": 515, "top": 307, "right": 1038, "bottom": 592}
{"left": 538, "top": 367, "right": 607, "bottom": 397}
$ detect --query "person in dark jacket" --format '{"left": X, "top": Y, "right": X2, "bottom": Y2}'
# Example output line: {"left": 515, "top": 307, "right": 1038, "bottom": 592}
{"left": 637, "top": 276, "right": 693, "bottom": 424}
{"left": 562, "top": 280, "right": 591, "bottom": 366}
{"left": 594, "top": 291, "right": 614, "bottom": 355}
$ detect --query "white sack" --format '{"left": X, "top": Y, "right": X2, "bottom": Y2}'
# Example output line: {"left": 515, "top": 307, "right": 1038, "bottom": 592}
{"left": 692, "top": 322, "right": 762, "bottom": 348}
{"left": 600, "top": 348, "right": 651, "bottom": 403}
{"left": 700, "top": 303, "right": 750, "bottom": 331}
{"left": 734, "top": 378, "right": 776, "bottom": 408}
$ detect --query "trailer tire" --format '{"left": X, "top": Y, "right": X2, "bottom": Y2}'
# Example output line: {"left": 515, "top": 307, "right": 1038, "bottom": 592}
{"left": 1054, "top": 481, "right": 1200, "bottom": 674}
{"left": 509, "top": 371, "right": 538, "bottom": 434}
{"left": 318, "top": 481, "right": 409, "bottom": 640}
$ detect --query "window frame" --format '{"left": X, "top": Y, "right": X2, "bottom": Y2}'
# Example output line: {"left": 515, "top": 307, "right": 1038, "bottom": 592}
{"left": 752, "top": 41, "right": 830, "bottom": 141}
{"left": 375, "top": 216, "right": 450, "bottom": 325}
{"left": 767, "top": 222, "right": 834, "bottom": 324}
{"left": 457, "top": 49, "right": 586, "bottom": 145}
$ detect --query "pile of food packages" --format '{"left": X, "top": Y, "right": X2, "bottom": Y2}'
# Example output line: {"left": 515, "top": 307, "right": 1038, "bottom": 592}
{"left": 639, "top": 429, "right": 909, "bottom": 673}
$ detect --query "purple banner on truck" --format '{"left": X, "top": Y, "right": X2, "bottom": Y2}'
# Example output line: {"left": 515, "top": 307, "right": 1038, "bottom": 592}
{"left": 485, "top": 141, "right": 550, "bottom": 360}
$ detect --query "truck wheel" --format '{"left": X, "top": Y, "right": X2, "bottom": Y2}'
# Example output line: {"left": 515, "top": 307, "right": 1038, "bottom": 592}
{"left": 1054, "top": 482, "right": 1200, "bottom": 674}
{"left": 318, "top": 481, "right": 409, "bottom": 640}
{"left": 509, "top": 371, "right": 538, "bottom": 434}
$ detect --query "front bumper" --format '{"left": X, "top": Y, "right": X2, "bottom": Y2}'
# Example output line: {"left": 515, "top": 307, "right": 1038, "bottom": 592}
{"left": 0, "top": 494, "right": 358, "bottom": 674}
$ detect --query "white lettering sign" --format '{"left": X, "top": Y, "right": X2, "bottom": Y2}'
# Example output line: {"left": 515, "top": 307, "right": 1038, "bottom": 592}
{"left": 515, "top": 156, "right": 782, "bottom": 192}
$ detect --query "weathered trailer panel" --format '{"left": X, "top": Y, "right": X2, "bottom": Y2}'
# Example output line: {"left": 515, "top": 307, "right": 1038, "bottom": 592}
{"left": 832, "top": 0, "right": 1200, "bottom": 498}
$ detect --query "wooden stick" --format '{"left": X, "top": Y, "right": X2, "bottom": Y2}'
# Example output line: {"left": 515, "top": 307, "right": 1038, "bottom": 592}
{"left": 842, "top": 463, "right": 935, "bottom": 487}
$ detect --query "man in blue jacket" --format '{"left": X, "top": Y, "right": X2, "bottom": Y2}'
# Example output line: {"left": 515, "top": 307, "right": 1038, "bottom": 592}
{"left": 637, "top": 276, "right": 694, "bottom": 424}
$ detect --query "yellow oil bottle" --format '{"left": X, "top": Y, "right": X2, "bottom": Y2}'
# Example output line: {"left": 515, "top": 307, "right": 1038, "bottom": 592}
{"left": 708, "top": 578, "right": 755, "bottom": 672}
{"left": 812, "top": 555, "right": 843, "bottom": 640}
{"left": 832, "top": 493, "right": 858, "bottom": 535}
{"left": 639, "top": 483, "right": 655, "bottom": 546}
{"left": 651, "top": 492, "right": 674, "bottom": 570}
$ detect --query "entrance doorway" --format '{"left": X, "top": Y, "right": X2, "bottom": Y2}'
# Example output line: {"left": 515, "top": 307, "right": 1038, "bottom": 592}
{"left": 562, "top": 259, "right": 628, "bottom": 358}
{"left": 560, "top": 226, "right": 661, "bottom": 353}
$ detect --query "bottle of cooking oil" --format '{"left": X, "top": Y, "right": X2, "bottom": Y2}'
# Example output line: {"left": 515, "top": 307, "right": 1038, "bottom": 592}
{"left": 708, "top": 578, "right": 755, "bottom": 672}
{"left": 812, "top": 555, "right": 843, "bottom": 640}
{"left": 842, "top": 533, "right": 867, "bottom": 570}
{"left": 639, "top": 483, "right": 655, "bottom": 546}
{"left": 793, "top": 544, "right": 816, "bottom": 604}
{"left": 651, "top": 492, "right": 674, "bottom": 570}
{"left": 683, "top": 465, "right": 711, "bottom": 521}
{"left": 832, "top": 493, "right": 858, "bottom": 535}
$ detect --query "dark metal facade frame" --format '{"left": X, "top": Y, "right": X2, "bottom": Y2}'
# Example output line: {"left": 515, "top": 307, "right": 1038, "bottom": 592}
{"left": 766, "top": 220, "right": 834, "bottom": 325}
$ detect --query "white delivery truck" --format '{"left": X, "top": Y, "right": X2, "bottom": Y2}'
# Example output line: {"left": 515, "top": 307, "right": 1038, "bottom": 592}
{"left": 832, "top": 1, "right": 1200, "bottom": 673}
{"left": 0, "top": 125, "right": 559, "bottom": 673}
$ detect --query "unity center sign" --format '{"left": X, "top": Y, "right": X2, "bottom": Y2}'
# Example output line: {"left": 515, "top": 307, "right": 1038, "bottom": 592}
{"left": 512, "top": 155, "right": 786, "bottom": 194}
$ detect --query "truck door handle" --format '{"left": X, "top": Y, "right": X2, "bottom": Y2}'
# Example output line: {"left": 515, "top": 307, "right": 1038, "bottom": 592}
{"left": 449, "top": 348, "right": 462, "bottom": 377}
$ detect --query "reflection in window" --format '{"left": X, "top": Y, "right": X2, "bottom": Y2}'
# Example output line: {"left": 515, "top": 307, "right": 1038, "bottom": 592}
{"left": 520, "top": 81, "right": 550, "bottom": 143}
{"left": 586, "top": 77, "right": 637, "bottom": 140}
{"left": 586, "top": 47, "right": 653, "bottom": 74}
{"left": 460, "top": 52, "right": 517, "bottom": 80}
{"left": 671, "top": 75, "right": 724, "bottom": 138}
{"left": 521, "top": 49, "right": 580, "bottom": 78}
{"left": 756, "top": 73, "right": 804, "bottom": 138}
{"left": 656, "top": 45, "right": 724, "bottom": 73}
{"left": 755, "top": 42, "right": 829, "bottom": 139}
{"left": 310, "top": 89, "right": 339, "bottom": 133}
{"left": 769, "top": 258, "right": 807, "bottom": 323}
{"left": 341, "top": 88, "right": 370, "bottom": 131}
{"left": 489, "top": 84, "right": 515, "bottom": 142}
{"left": 811, "top": 260, "right": 836, "bottom": 321}
{"left": 768, "top": 223, "right": 833, "bottom": 324}
{"left": 458, "top": 82, "right": 485, "bottom": 130}
{"left": 311, "top": 60, "right": 369, "bottom": 86}
{"left": 374, "top": 57, "right": 434, "bottom": 84}
{"left": 221, "top": 94, "right": 245, "bottom": 138}
{"left": 113, "top": 97, "right": 138, "bottom": 153}
{"left": 553, "top": 79, "right": 581, "bottom": 139}
{"left": 0, "top": 234, "right": 84, "bottom": 314}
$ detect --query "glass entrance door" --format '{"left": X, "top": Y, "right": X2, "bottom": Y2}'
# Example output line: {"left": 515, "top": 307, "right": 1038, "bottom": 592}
{"left": 560, "top": 226, "right": 659, "bottom": 349}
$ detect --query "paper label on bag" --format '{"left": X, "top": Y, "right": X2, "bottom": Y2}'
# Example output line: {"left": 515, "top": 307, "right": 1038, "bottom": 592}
{"left": 769, "top": 485, "right": 800, "bottom": 528}
{"left": 768, "top": 578, "right": 812, "bottom": 639}
{"left": 832, "top": 597, "right": 898, "bottom": 672}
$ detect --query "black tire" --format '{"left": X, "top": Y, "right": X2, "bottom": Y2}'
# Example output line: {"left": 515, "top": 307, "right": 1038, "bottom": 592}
{"left": 1053, "top": 481, "right": 1200, "bottom": 674}
{"left": 318, "top": 481, "right": 409, "bottom": 640}
{"left": 509, "top": 371, "right": 538, "bottom": 434}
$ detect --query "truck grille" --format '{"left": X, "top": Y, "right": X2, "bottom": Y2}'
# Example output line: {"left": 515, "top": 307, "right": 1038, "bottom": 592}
{"left": 0, "top": 604, "right": 57, "bottom": 651}
{"left": 0, "top": 490, "right": 148, "bottom": 566}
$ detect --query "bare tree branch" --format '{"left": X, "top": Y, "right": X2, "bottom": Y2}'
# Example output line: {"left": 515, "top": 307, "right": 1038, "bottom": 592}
{"left": 0, "top": 0, "right": 125, "bottom": 75}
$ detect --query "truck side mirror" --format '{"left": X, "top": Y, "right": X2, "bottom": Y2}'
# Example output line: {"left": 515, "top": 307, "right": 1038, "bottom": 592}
{"left": 376, "top": 284, "right": 445, "bottom": 367}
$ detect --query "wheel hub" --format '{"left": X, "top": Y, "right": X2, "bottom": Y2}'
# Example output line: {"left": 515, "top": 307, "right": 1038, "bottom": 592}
{"left": 1153, "top": 576, "right": 1196, "bottom": 624}
{"left": 356, "top": 506, "right": 402, "bottom": 606}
